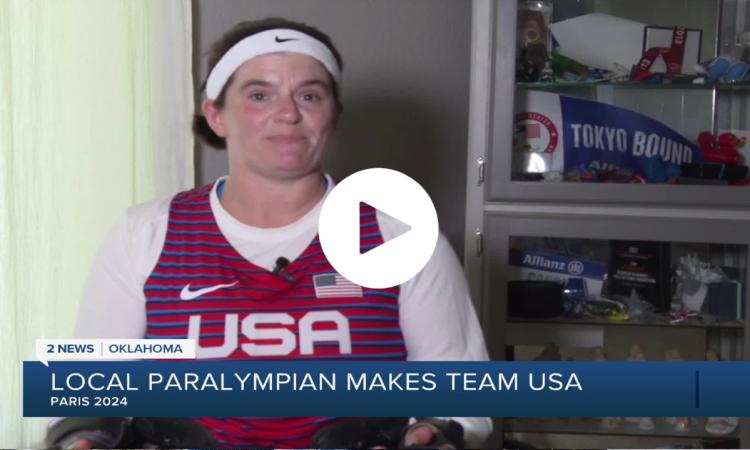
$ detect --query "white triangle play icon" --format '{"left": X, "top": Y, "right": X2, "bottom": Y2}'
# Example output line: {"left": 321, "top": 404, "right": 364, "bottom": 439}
{"left": 320, "top": 169, "right": 439, "bottom": 289}
{"left": 360, "top": 202, "right": 412, "bottom": 254}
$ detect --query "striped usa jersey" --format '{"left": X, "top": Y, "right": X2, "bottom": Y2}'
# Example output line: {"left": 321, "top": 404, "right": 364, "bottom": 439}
{"left": 142, "top": 183, "right": 406, "bottom": 447}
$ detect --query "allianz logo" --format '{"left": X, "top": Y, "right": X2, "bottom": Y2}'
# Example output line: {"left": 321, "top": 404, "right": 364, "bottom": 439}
{"left": 522, "top": 254, "right": 584, "bottom": 276}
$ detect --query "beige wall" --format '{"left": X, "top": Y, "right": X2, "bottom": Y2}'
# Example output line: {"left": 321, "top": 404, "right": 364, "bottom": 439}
{"left": 193, "top": 0, "right": 472, "bottom": 256}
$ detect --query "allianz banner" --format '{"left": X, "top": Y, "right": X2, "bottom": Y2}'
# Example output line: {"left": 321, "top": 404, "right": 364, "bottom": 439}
{"left": 514, "top": 91, "right": 704, "bottom": 176}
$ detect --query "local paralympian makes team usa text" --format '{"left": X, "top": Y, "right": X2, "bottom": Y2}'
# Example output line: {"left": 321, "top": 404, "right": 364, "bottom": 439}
{"left": 51, "top": 370, "right": 582, "bottom": 393}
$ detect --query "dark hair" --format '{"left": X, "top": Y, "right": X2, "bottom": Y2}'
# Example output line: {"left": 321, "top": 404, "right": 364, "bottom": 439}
{"left": 193, "top": 18, "right": 344, "bottom": 149}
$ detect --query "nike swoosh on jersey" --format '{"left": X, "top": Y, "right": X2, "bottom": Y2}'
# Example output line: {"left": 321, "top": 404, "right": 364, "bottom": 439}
{"left": 180, "top": 281, "right": 239, "bottom": 300}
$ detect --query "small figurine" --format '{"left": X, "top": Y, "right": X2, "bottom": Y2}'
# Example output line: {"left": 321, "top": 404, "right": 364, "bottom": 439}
{"left": 665, "top": 348, "right": 684, "bottom": 361}
{"left": 703, "top": 350, "right": 738, "bottom": 436}
{"left": 673, "top": 417, "right": 690, "bottom": 432}
{"left": 675, "top": 253, "right": 726, "bottom": 313}
{"left": 705, "top": 417, "right": 739, "bottom": 436}
{"left": 638, "top": 418, "right": 656, "bottom": 431}
{"left": 533, "top": 343, "right": 562, "bottom": 361}
{"left": 628, "top": 343, "right": 646, "bottom": 361}
{"left": 601, "top": 416, "right": 623, "bottom": 429}
{"left": 623, "top": 416, "right": 654, "bottom": 431}
{"left": 539, "top": 61, "right": 555, "bottom": 83}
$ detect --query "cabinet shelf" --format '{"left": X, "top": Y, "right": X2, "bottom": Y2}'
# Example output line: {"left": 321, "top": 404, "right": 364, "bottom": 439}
{"left": 507, "top": 316, "right": 744, "bottom": 330}
{"left": 505, "top": 417, "right": 739, "bottom": 440}
{"left": 516, "top": 81, "right": 750, "bottom": 92}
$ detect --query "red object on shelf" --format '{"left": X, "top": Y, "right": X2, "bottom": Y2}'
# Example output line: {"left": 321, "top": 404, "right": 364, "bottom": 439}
{"left": 697, "top": 131, "right": 744, "bottom": 165}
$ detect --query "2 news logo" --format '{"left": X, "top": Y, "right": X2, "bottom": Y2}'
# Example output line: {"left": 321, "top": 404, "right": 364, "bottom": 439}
{"left": 46, "top": 343, "right": 95, "bottom": 354}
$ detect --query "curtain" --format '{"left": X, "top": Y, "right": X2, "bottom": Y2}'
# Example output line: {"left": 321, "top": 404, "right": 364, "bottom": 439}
{"left": 0, "top": 1, "right": 194, "bottom": 446}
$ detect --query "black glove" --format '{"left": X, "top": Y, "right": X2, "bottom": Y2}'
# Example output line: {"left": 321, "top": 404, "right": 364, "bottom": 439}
{"left": 312, "top": 417, "right": 464, "bottom": 449}
{"left": 313, "top": 418, "right": 409, "bottom": 448}
{"left": 45, "top": 418, "right": 129, "bottom": 449}
{"left": 44, "top": 417, "right": 217, "bottom": 449}
{"left": 400, "top": 418, "right": 464, "bottom": 449}
{"left": 129, "top": 417, "right": 217, "bottom": 448}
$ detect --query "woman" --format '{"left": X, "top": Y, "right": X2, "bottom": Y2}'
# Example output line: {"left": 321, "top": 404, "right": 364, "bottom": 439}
{"left": 73, "top": 18, "right": 491, "bottom": 448}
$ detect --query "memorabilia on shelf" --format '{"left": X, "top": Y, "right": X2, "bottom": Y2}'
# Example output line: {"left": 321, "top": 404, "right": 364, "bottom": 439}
{"left": 607, "top": 240, "right": 671, "bottom": 312}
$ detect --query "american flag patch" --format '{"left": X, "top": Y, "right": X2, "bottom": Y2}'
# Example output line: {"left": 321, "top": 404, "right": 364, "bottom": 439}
{"left": 313, "top": 273, "right": 363, "bottom": 298}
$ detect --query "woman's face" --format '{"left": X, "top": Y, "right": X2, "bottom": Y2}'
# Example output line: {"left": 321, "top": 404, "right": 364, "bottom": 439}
{"left": 204, "top": 52, "right": 338, "bottom": 180}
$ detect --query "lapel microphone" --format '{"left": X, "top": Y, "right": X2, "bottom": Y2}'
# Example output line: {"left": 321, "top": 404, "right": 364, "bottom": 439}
{"left": 272, "top": 257, "right": 297, "bottom": 283}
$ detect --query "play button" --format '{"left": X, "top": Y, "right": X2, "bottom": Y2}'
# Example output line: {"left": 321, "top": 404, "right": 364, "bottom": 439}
{"left": 319, "top": 168, "right": 439, "bottom": 289}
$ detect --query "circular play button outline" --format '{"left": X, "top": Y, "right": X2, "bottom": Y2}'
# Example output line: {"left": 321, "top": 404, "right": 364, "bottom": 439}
{"left": 318, "top": 168, "right": 439, "bottom": 289}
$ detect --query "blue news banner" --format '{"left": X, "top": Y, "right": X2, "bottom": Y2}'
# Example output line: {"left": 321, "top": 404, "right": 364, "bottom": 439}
{"left": 23, "top": 361, "right": 750, "bottom": 417}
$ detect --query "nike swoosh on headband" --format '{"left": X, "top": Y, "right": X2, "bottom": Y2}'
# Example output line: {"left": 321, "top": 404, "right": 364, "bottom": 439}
{"left": 180, "top": 281, "right": 239, "bottom": 301}
{"left": 205, "top": 28, "right": 341, "bottom": 99}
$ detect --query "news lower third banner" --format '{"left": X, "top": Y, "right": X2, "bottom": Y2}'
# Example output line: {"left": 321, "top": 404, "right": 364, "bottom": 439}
{"left": 23, "top": 359, "right": 750, "bottom": 417}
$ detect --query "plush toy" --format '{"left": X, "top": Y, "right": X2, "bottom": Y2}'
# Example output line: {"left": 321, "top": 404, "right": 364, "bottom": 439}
{"left": 697, "top": 131, "right": 745, "bottom": 165}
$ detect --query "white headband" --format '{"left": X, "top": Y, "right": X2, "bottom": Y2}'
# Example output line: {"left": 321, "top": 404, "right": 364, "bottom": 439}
{"left": 205, "top": 28, "right": 341, "bottom": 100}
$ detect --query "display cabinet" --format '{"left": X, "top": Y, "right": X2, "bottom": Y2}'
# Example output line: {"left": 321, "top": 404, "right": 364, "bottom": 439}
{"left": 484, "top": 0, "right": 750, "bottom": 206}
{"left": 464, "top": 0, "right": 750, "bottom": 447}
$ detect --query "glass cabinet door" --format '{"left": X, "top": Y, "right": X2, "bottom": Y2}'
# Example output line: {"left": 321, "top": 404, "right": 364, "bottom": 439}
{"left": 481, "top": 212, "right": 750, "bottom": 447}
{"left": 487, "top": 0, "right": 750, "bottom": 205}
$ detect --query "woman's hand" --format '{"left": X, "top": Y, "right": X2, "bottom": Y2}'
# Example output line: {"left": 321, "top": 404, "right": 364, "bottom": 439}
{"left": 402, "top": 421, "right": 458, "bottom": 449}
{"left": 67, "top": 438, "right": 93, "bottom": 449}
